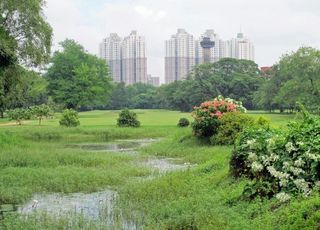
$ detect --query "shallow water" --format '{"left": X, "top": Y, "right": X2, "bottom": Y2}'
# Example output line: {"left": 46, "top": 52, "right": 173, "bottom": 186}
{"left": 17, "top": 138, "right": 191, "bottom": 228}
{"left": 68, "top": 138, "right": 159, "bottom": 153}
{"left": 19, "top": 190, "right": 116, "bottom": 219}
{"left": 143, "top": 158, "right": 192, "bottom": 173}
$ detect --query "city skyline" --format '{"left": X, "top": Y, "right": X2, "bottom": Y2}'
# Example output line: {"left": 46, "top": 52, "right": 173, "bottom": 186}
{"left": 101, "top": 29, "right": 254, "bottom": 84}
{"left": 44, "top": 0, "right": 320, "bottom": 83}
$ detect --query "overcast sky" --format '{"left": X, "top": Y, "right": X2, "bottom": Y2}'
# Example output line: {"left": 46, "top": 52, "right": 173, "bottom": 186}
{"left": 44, "top": 0, "right": 320, "bottom": 82}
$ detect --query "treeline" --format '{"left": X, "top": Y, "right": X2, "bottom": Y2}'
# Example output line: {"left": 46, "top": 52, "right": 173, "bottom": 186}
{"left": 106, "top": 58, "right": 263, "bottom": 111}
{"left": 254, "top": 47, "right": 320, "bottom": 113}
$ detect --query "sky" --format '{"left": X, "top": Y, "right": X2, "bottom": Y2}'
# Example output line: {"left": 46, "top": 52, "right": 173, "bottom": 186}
{"left": 44, "top": 0, "right": 320, "bottom": 82}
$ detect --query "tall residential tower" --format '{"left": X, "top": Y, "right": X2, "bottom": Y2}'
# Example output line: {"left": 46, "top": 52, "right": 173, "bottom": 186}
{"left": 99, "top": 31, "right": 147, "bottom": 85}
{"left": 165, "top": 29, "right": 195, "bottom": 83}
{"left": 99, "top": 33, "right": 122, "bottom": 82}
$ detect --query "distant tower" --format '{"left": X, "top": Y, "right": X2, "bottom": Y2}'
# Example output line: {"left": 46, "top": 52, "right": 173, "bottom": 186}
{"left": 200, "top": 37, "right": 214, "bottom": 63}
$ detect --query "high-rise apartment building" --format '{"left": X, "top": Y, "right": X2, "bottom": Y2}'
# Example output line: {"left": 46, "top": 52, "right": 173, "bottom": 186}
{"left": 165, "top": 29, "right": 195, "bottom": 83}
{"left": 122, "top": 31, "right": 147, "bottom": 84}
{"left": 223, "top": 33, "right": 255, "bottom": 61}
{"left": 165, "top": 30, "right": 255, "bottom": 84}
{"left": 99, "top": 31, "right": 147, "bottom": 85}
{"left": 99, "top": 33, "right": 122, "bottom": 82}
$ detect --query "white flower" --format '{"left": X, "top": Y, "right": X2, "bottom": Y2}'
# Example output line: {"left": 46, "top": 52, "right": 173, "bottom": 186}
{"left": 315, "top": 181, "right": 320, "bottom": 189}
{"left": 251, "top": 161, "right": 264, "bottom": 172}
{"left": 267, "top": 166, "right": 290, "bottom": 180}
{"left": 276, "top": 192, "right": 291, "bottom": 202}
{"left": 248, "top": 152, "right": 258, "bottom": 162}
{"left": 294, "top": 179, "right": 311, "bottom": 196}
{"left": 246, "top": 139, "right": 256, "bottom": 149}
{"left": 285, "top": 142, "right": 297, "bottom": 153}
{"left": 305, "top": 150, "right": 320, "bottom": 161}
{"left": 294, "top": 158, "right": 305, "bottom": 167}
{"left": 282, "top": 161, "right": 291, "bottom": 170}
{"left": 289, "top": 166, "right": 305, "bottom": 176}
{"left": 279, "top": 179, "right": 289, "bottom": 187}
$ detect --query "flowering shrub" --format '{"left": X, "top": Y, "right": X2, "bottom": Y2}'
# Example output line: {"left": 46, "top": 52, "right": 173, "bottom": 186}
{"left": 231, "top": 109, "right": 320, "bottom": 202}
{"left": 191, "top": 95, "right": 246, "bottom": 137}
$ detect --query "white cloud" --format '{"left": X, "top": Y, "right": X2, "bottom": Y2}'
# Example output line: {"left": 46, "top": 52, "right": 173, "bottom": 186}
{"left": 44, "top": 0, "right": 320, "bottom": 82}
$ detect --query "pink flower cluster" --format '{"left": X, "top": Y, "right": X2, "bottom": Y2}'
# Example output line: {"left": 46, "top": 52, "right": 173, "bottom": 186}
{"left": 193, "top": 99, "right": 238, "bottom": 119}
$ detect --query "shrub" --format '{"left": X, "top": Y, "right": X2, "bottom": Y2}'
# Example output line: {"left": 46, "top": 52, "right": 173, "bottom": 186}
{"left": 177, "top": 118, "right": 190, "bottom": 127}
{"left": 7, "top": 108, "right": 32, "bottom": 125}
{"left": 30, "top": 104, "right": 53, "bottom": 125}
{"left": 117, "top": 109, "right": 140, "bottom": 127}
{"left": 210, "top": 112, "right": 254, "bottom": 145}
{"left": 231, "top": 108, "right": 320, "bottom": 201}
{"left": 191, "top": 95, "right": 246, "bottom": 137}
{"left": 59, "top": 109, "right": 80, "bottom": 127}
{"left": 255, "top": 116, "right": 271, "bottom": 128}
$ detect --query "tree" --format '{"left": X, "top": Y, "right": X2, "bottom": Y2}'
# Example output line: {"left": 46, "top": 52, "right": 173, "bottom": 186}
{"left": 107, "top": 82, "right": 129, "bottom": 109}
{"left": 254, "top": 47, "right": 320, "bottom": 113}
{"left": 0, "top": 0, "right": 52, "bottom": 67}
{"left": 46, "top": 39, "right": 113, "bottom": 109}
{"left": 31, "top": 104, "right": 52, "bottom": 125}
{"left": 0, "top": 66, "right": 48, "bottom": 117}
{"left": 0, "top": 0, "right": 52, "bottom": 116}
{"left": 7, "top": 108, "right": 31, "bottom": 125}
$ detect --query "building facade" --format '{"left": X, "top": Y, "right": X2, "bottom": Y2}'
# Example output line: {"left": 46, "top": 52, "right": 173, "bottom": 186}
{"left": 165, "top": 29, "right": 195, "bottom": 84}
{"left": 99, "top": 33, "right": 122, "bottom": 82}
{"left": 99, "top": 31, "right": 147, "bottom": 85}
{"left": 147, "top": 74, "right": 160, "bottom": 87}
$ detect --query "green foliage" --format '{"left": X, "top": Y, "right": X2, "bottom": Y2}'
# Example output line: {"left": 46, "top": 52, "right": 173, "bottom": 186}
{"left": 254, "top": 47, "right": 320, "bottom": 113}
{"left": 46, "top": 39, "right": 112, "bottom": 110}
{"left": 191, "top": 96, "right": 246, "bottom": 137}
{"left": 231, "top": 108, "right": 320, "bottom": 201}
{"left": 255, "top": 116, "right": 271, "bottom": 128}
{"left": 107, "top": 82, "right": 158, "bottom": 110}
{"left": 0, "top": 65, "right": 48, "bottom": 118}
{"left": 177, "top": 118, "right": 190, "bottom": 127}
{"left": 0, "top": 0, "right": 52, "bottom": 67}
{"left": 117, "top": 109, "right": 140, "bottom": 127}
{"left": 210, "top": 112, "right": 254, "bottom": 145}
{"left": 59, "top": 109, "right": 80, "bottom": 127}
{"left": 30, "top": 104, "right": 52, "bottom": 125}
{"left": 7, "top": 108, "right": 31, "bottom": 125}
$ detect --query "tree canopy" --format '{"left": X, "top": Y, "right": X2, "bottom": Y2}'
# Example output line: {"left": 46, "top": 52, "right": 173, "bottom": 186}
{"left": 0, "top": 0, "right": 52, "bottom": 67}
{"left": 254, "top": 47, "right": 320, "bottom": 113}
{"left": 46, "top": 39, "right": 113, "bottom": 109}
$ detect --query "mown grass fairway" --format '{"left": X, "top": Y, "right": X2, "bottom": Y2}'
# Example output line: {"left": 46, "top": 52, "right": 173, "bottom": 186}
{"left": 0, "top": 110, "right": 318, "bottom": 229}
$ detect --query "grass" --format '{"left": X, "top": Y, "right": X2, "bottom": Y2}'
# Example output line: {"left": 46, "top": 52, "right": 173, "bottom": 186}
{"left": 0, "top": 109, "right": 319, "bottom": 229}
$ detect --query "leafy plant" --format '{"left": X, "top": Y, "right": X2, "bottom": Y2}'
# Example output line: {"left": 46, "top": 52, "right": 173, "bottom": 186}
{"left": 117, "top": 109, "right": 140, "bottom": 127}
{"left": 210, "top": 112, "right": 254, "bottom": 145}
{"left": 177, "top": 118, "right": 190, "bottom": 127}
{"left": 7, "top": 108, "right": 32, "bottom": 125}
{"left": 59, "top": 109, "right": 80, "bottom": 127}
